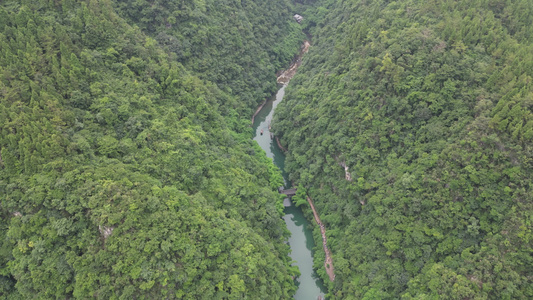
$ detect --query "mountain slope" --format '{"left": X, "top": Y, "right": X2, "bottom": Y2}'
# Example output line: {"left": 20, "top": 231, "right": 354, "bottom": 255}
{"left": 0, "top": 1, "right": 297, "bottom": 298}
{"left": 114, "top": 0, "right": 305, "bottom": 113}
{"left": 274, "top": 0, "right": 533, "bottom": 298}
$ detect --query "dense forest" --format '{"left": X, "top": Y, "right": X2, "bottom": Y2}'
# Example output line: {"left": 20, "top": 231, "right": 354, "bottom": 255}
{"left": 2, "top": 0, "right": 533, "bottom": 298}
{"left": 114, "top": 0, "right": 304, "bottom": 113}
{"left": 274, "top": 0, "right": 533, "bottom": 298}
{"left": 0, "top": 0, "right": 303, "bottom": 298}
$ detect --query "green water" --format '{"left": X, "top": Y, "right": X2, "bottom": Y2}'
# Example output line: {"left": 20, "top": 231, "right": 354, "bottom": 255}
{"left": 253, "top": 85, "right": 326, "bottom": 299}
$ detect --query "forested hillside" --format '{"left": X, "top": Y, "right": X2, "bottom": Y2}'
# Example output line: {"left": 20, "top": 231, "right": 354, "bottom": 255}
{"left": 0, "top": 0, "right": 301, "bottom": 298}
{"left": 114, "top": 0, "right": 304, "bottom": 112}
{"left": 274, "top": 0, "right": 533, "bottom": 298}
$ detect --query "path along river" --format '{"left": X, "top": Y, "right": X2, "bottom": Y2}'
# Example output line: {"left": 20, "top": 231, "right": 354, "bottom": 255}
{"left": 252, "top": 41, "right": 327, "bottom": 300}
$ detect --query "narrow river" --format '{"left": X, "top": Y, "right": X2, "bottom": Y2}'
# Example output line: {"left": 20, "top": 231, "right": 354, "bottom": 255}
{"left": 253, "top": 85, "right": 327, "bottom": 299}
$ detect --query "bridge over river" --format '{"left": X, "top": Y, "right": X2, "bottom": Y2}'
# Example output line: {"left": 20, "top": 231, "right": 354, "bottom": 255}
{"left": 279, "top": 188, "right": 297, "bottom": 197}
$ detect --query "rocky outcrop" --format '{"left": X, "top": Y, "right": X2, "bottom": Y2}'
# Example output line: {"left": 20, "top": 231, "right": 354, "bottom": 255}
{"left": 277, "top": 40, "right": 310, "bottom": 84}
{"left": 339, "top": 161, "right": 352, "bottom": 181}
{"left": 99, "top": 225, "right": 114, "bottom": 240}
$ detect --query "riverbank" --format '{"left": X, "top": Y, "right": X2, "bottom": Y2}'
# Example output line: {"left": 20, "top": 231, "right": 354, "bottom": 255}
{"left": 274, "top": 38, "right": 336, "bottom": 283}
{"left": 307, "top": 196, "right": 335, "bottom": 282}
{"left": 277, "top": 40, "right": 310, "bottom": 84}
{"left": 252, "top": 84, "right": 327, "bottom": 299}
{"left": 251, "top": 38, "right": 328, "bottom": 299}
{"left": 251, "top": 40, "right": 311, "bottom": 125}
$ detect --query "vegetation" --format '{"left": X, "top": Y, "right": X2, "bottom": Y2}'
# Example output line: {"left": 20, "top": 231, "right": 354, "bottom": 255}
{"left": 274, "top": 0, "right": 533, "bottom": 298}
{"left": 0, "top": 0, "right": 302, "bottom": 298}
{"left": 114, "top": 0, "right": 305, "bottom": 113}
{"left": 4, "top": 0, "right": 532, "bottom": 298}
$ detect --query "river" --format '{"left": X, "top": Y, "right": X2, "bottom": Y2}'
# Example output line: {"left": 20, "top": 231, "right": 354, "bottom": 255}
{"left": 253, "top": 85, "right": 327, "bottom": 299}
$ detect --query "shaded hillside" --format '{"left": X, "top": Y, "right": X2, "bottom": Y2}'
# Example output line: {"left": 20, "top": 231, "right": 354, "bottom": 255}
{"left": 274, "top": 0, "right": 533, "bottom": 298}
{"left": 0, "top": 0, "right": 297, "bottom": 298}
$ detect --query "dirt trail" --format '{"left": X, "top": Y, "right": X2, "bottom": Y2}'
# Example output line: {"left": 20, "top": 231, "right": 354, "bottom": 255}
{"left": 307, "top": 196, "right": 335, "bottom": 281}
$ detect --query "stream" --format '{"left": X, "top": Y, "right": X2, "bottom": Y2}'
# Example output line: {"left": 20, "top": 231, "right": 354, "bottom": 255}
{"left": 252, "top": 84, "right": 327, "bottom": 299}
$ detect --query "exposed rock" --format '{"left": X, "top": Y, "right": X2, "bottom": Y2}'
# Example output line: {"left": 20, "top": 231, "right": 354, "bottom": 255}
{"left": 277, "top": 40, "right": 310, "bottom": 84}
{"left": 344, "top": 165, "right": 352, "bottom": 181}
{"left": 338, "top": 160, "right": 352, "bottom": 181}
{"left": 99, "top": 225, "right": 114, "bottom": 239}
